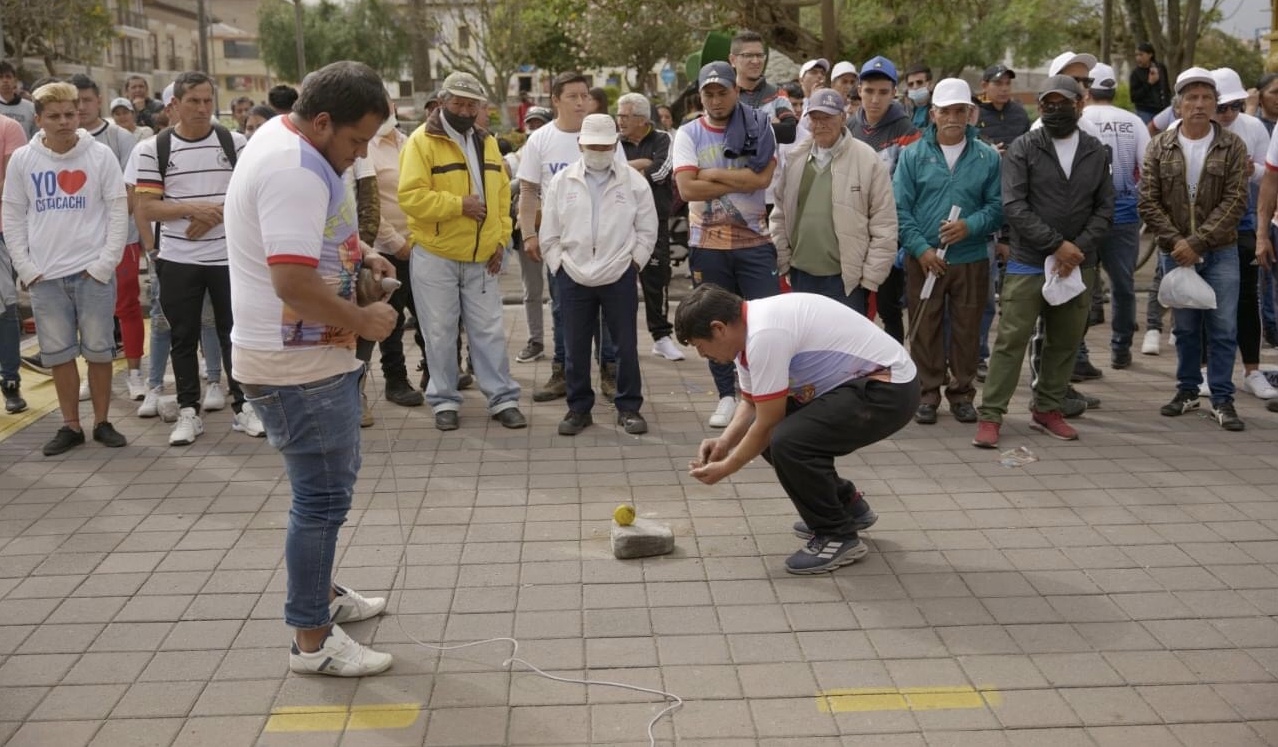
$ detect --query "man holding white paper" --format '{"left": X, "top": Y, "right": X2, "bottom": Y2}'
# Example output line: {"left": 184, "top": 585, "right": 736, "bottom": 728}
{"left": 894, "top": 79, "right": 1003, "bottom": 425}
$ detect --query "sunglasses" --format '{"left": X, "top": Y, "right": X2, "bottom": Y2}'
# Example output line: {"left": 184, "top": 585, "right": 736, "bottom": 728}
{"left": 1039, "top": 100, "right": 1075, "bottom": 114}
{"left": 1072, "top": 77, "right": 1094, "bottom": 88}
{"left": 1216, "top": 101, "right": 1244, "bottom": 114}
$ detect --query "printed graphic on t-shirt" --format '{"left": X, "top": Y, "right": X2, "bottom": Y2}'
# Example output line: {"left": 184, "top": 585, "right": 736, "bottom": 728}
{"left": 30, "top": 169, "right": 90, "bottom": 212}
{"left": 673, "top": 119, "right": 771, "bottom": 250}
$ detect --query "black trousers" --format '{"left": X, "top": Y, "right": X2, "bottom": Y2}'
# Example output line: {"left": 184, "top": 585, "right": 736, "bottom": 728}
{"left": 156, "top": 259, "right": 243, "bottom": 413}
{"left": 877, "top": 265, "right": 906, "bottom": 342}
{"left": 639, "top": 220, "right": 674, "bottom": 341}
{"left": 762, "top": 377, "right": 919, "bottom": 537}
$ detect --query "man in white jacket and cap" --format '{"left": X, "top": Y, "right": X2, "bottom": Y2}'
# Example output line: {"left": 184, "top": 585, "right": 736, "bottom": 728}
{"left": 2, "top": 82, "right": 128, "bottom": 456}
{"left": 541, "top": 114, "right": 658, "bottom": 436}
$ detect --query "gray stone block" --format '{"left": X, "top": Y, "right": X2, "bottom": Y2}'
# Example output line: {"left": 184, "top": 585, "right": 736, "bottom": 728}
{"left": 611, "top": 518, "right": 675, "bottom": 559}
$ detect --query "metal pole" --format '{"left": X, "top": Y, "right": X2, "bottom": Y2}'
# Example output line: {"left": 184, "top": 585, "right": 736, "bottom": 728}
{"left": 293, "top": 0, "right": 307, "bottom": 80}
{"left": 197, "top": 0, "right": 210, "bottom": 72}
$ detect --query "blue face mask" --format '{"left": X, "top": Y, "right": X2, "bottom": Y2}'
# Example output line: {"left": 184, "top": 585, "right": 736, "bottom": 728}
{"left": 907, "top": 87, "right": 929, "bottom": 104}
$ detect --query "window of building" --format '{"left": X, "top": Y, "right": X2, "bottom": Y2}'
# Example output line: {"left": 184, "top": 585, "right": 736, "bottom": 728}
{"left": 222, "top": 40, "right": 259, "bottom": 60}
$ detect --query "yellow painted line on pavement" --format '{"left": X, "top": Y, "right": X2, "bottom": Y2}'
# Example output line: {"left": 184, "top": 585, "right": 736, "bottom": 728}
{"left": 265, "top": 703, "right": 423, "bottom": 733}
{"left": 817, "top": 686, "right": 1001, "bottom": 713}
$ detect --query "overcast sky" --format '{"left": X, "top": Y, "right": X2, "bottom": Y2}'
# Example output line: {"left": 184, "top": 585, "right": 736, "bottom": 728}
{"left": 1220, "top": 0, "right": 1269, "bottom": 40}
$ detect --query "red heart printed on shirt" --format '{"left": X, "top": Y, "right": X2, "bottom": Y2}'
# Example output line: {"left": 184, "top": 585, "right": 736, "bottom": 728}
{"left": 56, "top": 170, "right": 88, "bottom": 195}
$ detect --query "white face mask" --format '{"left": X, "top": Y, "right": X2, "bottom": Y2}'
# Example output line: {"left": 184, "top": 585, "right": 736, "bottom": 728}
{"left": 377, "top": 113, "right": 398, "bottom": 137}
{"left": 581, "top": 149, "right": 613, "bottom": 172}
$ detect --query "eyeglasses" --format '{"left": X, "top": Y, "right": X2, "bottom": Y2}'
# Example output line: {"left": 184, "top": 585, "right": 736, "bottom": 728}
{"left": 1072, "top": 77, "right": 1094, "bottom": 88}
{"left": 734, "top": 52, "right": 765, "bottom": 61}
{"left": 1039, "top": 101, "right": 1074, "bottom": 114}
{"left": 1216, "top": 101, "right": 1244, "bottom": 114}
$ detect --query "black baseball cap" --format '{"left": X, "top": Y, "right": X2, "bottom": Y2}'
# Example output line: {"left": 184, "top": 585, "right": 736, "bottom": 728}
{"left": 982, "top": 64, "right": 1016, "bottom": 82}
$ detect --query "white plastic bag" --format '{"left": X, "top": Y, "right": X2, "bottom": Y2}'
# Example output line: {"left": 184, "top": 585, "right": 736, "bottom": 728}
{"left": 1041, "top": 256, "right": 1086, "bottom": 306}
{"left": 1158, "top": 265, "right": 1217, "bottom": 310}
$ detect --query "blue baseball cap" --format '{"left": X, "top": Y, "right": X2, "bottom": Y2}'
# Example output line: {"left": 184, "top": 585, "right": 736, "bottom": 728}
{"left": 698, "top": 61, "right": 736, "bottom": 90}
{"left": 859, "top": 56, "right": 898, "bottom": 85}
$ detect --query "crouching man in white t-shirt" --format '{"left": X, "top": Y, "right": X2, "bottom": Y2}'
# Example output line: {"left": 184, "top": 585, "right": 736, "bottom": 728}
{"left": 677, "top": 285, "right": 919, "bottom": 574}
{"left": 225, "top": 61, "right": 399, "bottom": 677}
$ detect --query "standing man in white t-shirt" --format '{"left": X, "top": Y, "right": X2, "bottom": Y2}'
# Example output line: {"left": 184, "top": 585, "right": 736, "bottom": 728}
{"left": 134, "top": 71, "right": 259, "bottom": 446}
{"left": 517, "top": 72, "right": 618, "bottom": 403}
{"left": 676, "top": 284, "right": 919, "bottom": 574}
{"left": 1140, "top": 68, "right": 1251, "bottom": 432}
{"left": 225, "top": 61, "right": 398, "bottom": 677}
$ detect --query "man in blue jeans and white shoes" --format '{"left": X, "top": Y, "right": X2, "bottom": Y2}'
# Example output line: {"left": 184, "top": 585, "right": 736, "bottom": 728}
{"left": 1139, "top": 67, "right": 1251, "bottom": 431}
{"left": 226, "top": 62, "right": 399, "bottom": 676}
{"left": 674, "top": 61, "right": 781, "bottom": 429}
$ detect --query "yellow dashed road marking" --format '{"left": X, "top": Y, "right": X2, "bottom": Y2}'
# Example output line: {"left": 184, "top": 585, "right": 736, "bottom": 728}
{"left": 265, "top": 703, "right": 423, "bottom": 732}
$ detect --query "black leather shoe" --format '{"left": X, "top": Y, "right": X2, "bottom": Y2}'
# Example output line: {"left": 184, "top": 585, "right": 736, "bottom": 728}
{"left": 915, "top": 404, "right": 938, "bottom": 424}
{"left": 385, "top": 378, "right": 424, "bottom": 407}
{"left": 558, "top": 411, "right": 592, "bottom": 436}
{"left": 950, "top": 402, "right": 978, "bottom": 423}
{"left": 616, "top": 410, "right": 648, "bottom": 434}
{"left": 493, "top": 408, "right": 527, "bottom": 429}
{"left": 434, "top": 411, "right": 460, "bottom": 431}
{"left": 1071, "top": 360, "right": 1103, "bottom": 382}
{"left": 1111, "top": 348, "right": 1132, "bottom": 369}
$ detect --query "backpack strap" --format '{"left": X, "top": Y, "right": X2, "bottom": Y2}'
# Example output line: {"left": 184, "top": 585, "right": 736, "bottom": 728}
{"left": 156, "top": 127, "right": 172, "bottom": 184}
{"left": 212, "top": 123, "right": 238, "bottom": 168}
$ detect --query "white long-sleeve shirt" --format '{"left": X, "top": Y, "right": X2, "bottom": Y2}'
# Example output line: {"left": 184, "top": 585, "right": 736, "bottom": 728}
{"left": 539, "top": 159, "right": 657, "bottom": 287}
{"left": 2, "top": 130, "right": 127, "bottom": 285}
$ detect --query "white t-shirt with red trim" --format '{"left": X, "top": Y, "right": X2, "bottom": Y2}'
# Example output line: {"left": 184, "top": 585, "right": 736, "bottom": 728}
{"left": 735, "top": 292, "right": 916, "bottom": 404}
{"left": 225, "top": 115, "right": 363, "bottom": 385}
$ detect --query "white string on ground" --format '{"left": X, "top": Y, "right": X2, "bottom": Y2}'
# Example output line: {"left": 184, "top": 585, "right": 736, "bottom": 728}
{"left": 367, "top": 365, "right": 683, "bottom": 746}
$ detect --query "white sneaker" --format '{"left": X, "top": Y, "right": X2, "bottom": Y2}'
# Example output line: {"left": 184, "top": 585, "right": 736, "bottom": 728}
{"left": 126, "top": 370, "right": 147, "bottom": 401}
{"left": 1141, "top": 329, "right": 1160, "bottom": 355}
{"left": 289, "top": 623, "right": 392, "bottom": 677}
{"left": 233, "top": 401, "right": 266, "bottom": 437}
{"left": 203, "top": 381, "right": 225, "bottom": 411}
{"left": 651, "top": 336, "right": 686, "bottom": 361}
{"left": 138, "top": 386, "right": 161, "bottom": 418}
{"left": 1242, "top": 370, "right": 1278, "bottom": 400}
{"left": 708, "top": 396, "right": 737, "bottom": 428}
{"left": 169, "top": 407, "right": 204, "bottom": 446}
{"left": 329, "top": 584, "right": 388, "bottom": 624}
{"left": 78, "top": 378, "right": 91, "bottom": 401}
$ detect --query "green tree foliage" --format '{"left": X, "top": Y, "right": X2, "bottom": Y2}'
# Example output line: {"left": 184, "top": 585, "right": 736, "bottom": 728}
{"left": 257, "top": 0, "right": 409, "bottom": 82}
{"left": 1119, "top": 0, "right": 1225, "bottom": 73}
{"left": 1194, "top": 28, "right": 1264, "bottom": 89}
{"left": 0, "top": 0, "right": 114, "bottom": 75}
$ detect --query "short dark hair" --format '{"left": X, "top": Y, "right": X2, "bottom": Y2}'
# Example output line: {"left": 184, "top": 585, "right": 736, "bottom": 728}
{"left": 1258, "top": 72, "right": 1278, "bottom": 93}
{"left": 731, "top": 30, "right": 765, "bottom": 54}
{"left": 173, "top": 71, "right": 214, "bottom": 101}
{"left": 905, "top": 63, "right": 931, "bottom": 80}
{"left": 232, "top": 95, "right": 254, "bottom": 108}
{"left": 675, "top": 284, "right": 744, "bottom": 345}
{"left": 782, "top": 81, "right": 803, "bottom": 100}
{"left": 1137, "top": 42, "right": 1155, "bottom": 55}
{"left": 293, "top": 61, "right": 389, "bottom": 127}
{"left": 248, "top": 104, "right": 277, "bottom": 122}
{"left": 68, "top": 73, "right": 99, "bottom": 97}
{"left": 125, "top": 74, "right": 148, "bottom": 89}
{"left": 551, "top": 71, "right": 588, "bottom": 100}
{"left": 268, "top": 84, "right": 299, "bottom": 112}
{"left": 1090, "top": 88, "right": 1117, "bottom": 102}
{"left": 0, "top": 61, "right": 17, "bottom": 77}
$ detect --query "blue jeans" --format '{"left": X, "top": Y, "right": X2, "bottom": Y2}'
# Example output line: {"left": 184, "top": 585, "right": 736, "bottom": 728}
{"left": 557, "top": 266, "right": 643, "bottom": 414}
{"left": 28, "top": 273, "right": 117, "bottom": 366}
{"left": 1161, "top": 251, "right": 1239, "bottom": 404}
{"left": 1101, "top": 221, "right": 1140, "bottom": 352}
{"left": 410, "top": 248, "right": 521, "bottom": 414}
{"left": 548, "top": 267, "right": 616, "bottom": 366}
{"left": 243, "top": 369, "right": 361, "bottom": 630}
{"left": 689, "top": 243, "right": 781, "bottom": 397}
{"left": 789, "top": 268, "right": 869, "bottom": 315}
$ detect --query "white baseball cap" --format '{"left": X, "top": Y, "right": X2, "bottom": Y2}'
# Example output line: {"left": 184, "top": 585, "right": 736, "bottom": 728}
{"left": 1174, "top": 67, "right": 1216, "bottom": 95}
{"left": 931, "top": 78, "right": 973, "bottom": 108}
{"left": 830, "top": 61, "right": 858, "bottom": 81}
{"left": 800, "top": 59, "right": 830, "bottom": 77}
{"left": 1211, "top": 68, "right": 1247, "bottom": 104}
{"left": 161, "top": 82, "right": 176, "bottom": 107}
{"left": 1089, "top": 63, "right": 1118, "bottom": 92}
{"left": 578, "top": 114, "right": 618, "bottom": 146}
{"left": 1048, "top": 51, "right": 1098, "bottom": 76}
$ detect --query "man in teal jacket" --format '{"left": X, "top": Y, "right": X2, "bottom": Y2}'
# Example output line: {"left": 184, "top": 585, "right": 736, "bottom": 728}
{"left": 894, "top": 78, "right": 1003, "bottom": 425}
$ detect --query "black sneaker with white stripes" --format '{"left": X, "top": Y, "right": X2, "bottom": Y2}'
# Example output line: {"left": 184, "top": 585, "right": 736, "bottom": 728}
{"left": 1212, "top": 402, "right": 1245, "bottom": 432}
{"left": 785, "top": 535, "right": 868, "bottom": 574}
{"left": 1160, "top": 389, "right": 1200, "bottom": 417}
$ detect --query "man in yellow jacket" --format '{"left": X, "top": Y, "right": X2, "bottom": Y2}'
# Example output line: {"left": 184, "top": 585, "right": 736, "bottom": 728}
{"left": 399, "top": 72, "right": 526, "bottom": 431}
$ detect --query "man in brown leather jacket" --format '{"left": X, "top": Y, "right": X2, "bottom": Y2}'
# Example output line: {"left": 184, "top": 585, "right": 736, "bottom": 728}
{"left": 1139, "top": 67, "right": 1251, "bottom": 431}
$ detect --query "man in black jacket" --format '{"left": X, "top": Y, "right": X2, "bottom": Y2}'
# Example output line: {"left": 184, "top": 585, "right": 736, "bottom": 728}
{"left": 974, "top": 76, "right": 1114, "bottom": 448}
{"left": 1129, "top": 43, "right": 1171, "bottom": 124}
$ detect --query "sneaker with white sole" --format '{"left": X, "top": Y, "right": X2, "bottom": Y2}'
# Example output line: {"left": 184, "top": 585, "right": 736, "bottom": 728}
{"left": 785, "top": 535, "right": 869, "bottom": 574}
{"left": 233, "top": 401, "right": 266, "bottom": 437}
{"left": 169, "top": 407, "right": 204, "bottom": 446}
{"left": 651, "top": 336, "right": 686, "bottom": 361}
{"left": 708, "top": 396, "right": 736, "bottom": 428}
{"left": 202, "top": 381, "right": 225, "bottom": 411}
{"left": 1141, "top": 329, "right": 1161, "bottom": 355}
{"left": 78, "top": 378, "right": 90, "bottom": 401}
{"left": 126, "top": 370, "right": 147, "bottom": 401}
{"left": 288, "top": 623, "right": 393, "bottom": 677}
{"left": 329, "top": 584, "right": 388, "bottom": 624}
{"left": 1241, "top": 370, "right": 1278, "bottom": 400}
{"left": 138, "top": 387, "right": 162, "bottom": 418}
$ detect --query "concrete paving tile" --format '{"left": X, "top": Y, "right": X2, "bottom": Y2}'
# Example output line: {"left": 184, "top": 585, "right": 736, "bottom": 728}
{"left": 1135, "top": 684, "right": 1241, "bottom": 723}
{"left": 1031, "top": 653, "right": 1125, "bottom": 687}
{"left": 4, "top": 720, "right": 100, "bottom": 747}
{"left": 88, "top": 717, "right": 184, "bottom": 747}
{"left": 112, "top": 680, "right": 205, "bottom": 718}
{"left": 507, "top": 703, "right": 590, "bottom": 745}
{"left": 28, "top": 682, "right": 126, "bottom": 720}
{"left": 591, "top": 702, "right": 673, "bottom": 744}
{"left": 189, "top": 678, "right": 280, "bottom": 715}
{"left": 1175, "top": 649, "right": 1274, "bottom": 683}
{"left": 1086, "top": 725, "right": 1180, "bottom": 747}
{"left": 62, "top": 651, "right": 153, "bottom": 685}
{"left": 1058, "top": 686, "right": 1160, "bottom": 725}
{"left": 751, "top": 696, "right": 839, "bottom": 737}
{"left": 673, "top": 699, "right": 755, "bottom": 740}
{"left": 1168, "top": 722, "right": 1270, "bottom": 746}
{"left": 170, "top": 715, "right": 265, "bottom": 747}
{"left": 1210, "top": 682, "right": 1278, "bottom": 720}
